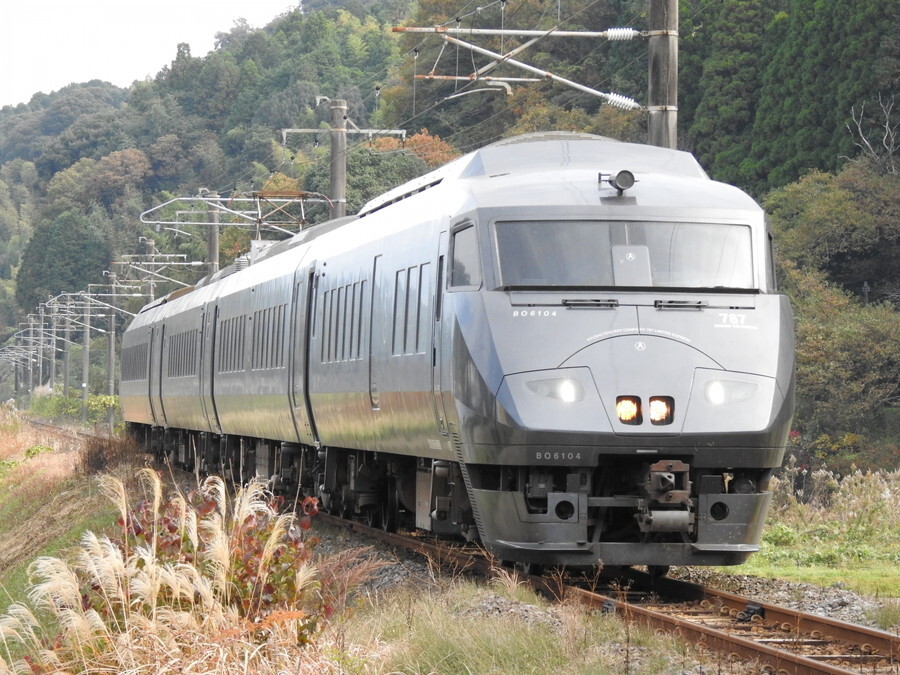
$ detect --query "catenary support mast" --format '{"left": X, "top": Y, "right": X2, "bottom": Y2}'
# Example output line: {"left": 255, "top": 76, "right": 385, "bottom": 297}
{"left": 647, "top": 0, "right": 678, "bottom": 148}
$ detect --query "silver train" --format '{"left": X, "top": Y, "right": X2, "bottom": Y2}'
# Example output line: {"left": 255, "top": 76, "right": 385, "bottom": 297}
{"left": 121, "top": 132, "right": 795, "bottom": 571}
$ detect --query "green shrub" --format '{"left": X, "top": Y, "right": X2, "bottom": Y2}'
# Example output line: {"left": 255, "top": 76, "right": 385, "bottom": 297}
{"left": 762, "top": 522, "right": 796, "bottom": 547}
{"left": 24, "top": 444, "right": 53, "bottom": 459}
{"left": 28, "top": 393, "right": 121, "bottom": 426}
{"left": 0, "top": 459, "right": 18, "bottom": 478}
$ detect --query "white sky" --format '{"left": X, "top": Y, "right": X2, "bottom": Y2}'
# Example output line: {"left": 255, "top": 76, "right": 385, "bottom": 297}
{"left": 1, "top": 0, "right": 300, "bottom": 108}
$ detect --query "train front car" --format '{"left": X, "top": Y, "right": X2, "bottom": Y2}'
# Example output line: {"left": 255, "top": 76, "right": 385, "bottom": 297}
{"left": 441, "top": 134, "right": 794, "bottom": 570}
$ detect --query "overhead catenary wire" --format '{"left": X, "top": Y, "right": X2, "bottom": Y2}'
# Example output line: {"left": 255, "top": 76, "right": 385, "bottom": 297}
{"left": 218, "top": 0, "right": 655, "bottom": 210}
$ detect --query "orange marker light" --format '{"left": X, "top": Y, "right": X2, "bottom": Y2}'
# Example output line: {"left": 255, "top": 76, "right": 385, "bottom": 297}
{"left": 649, "top": 396, "right": 674, "bottom": 425}
{"left": 616, "top": 396, "right": 642, "bottom": 425}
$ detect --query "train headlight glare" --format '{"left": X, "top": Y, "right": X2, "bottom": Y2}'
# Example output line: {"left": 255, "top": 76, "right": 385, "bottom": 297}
{"left": 704, "top": 380, "right": 759, "bottom": 406}
{"left": 526, "top": 377, "right": 584, "bottom": 403}
{"left": 706, "top": 381, "right": 726, "bottom": 405}
{"left": 557, "top": 379, "right": 580, "bottom": 403}
{"left": 649, "top": 396, "right": 674, "bottom": 425}
{"left": 616, "top": 396, "right": 642, "bottom": 424}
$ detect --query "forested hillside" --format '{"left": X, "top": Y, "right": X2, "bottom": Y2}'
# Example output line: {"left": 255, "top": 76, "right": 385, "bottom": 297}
{"left": 0, "top": 0, "right": 896, "bottom": 470}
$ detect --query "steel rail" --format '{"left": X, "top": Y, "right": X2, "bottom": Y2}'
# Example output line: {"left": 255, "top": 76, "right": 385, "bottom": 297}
{"left": 316, "top": 512, "right": 898, "bottom": 674}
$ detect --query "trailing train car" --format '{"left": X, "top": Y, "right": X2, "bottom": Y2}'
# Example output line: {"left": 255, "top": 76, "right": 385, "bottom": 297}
{"left": 121, "top": 132, "right": 795, "bottom": 571}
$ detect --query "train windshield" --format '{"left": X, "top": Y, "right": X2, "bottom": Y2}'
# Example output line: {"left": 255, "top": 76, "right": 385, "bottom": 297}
{"left": 495, "top": 220, "right": 754, "bottom": 290}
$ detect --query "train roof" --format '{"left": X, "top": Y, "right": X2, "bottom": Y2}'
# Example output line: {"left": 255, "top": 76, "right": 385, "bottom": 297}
{"left": 137, "top": 134, "right": 746, "bottom": 315}
{"left": 357, "top": 132, "right": 708, "bottom": 217}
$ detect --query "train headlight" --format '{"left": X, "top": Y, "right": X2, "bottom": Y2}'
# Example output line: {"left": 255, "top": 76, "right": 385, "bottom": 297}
{"left": 704, "top": 380, "right": 759, "bottom": 406}
{"left": 616, "top": 396, "right": 642, "bottom": 424}
{"left": 526, "top": 377, "right": 585, "bottom": 403}
{"left": 649, "top": 396, "right": 674, "bottom": 425}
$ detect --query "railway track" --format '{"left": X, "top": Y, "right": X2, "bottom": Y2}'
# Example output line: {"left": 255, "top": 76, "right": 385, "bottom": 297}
{"left": 319, "top": 512, "right": 900, "bottom": 675}
{"left": 25, "top": 417, "right": 103, "bottom": 440}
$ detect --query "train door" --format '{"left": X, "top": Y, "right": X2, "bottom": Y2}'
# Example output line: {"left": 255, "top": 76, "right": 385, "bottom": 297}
{"left": 148, "top": 324, "right": 166, "bottom": 426}
{"left": 291, "top": 264, "right": 318, "bottom": 445}
{"left": 199, "top": 304, "right": 221, "bottom": 434}
{"left": 432, "top": 231, "right": 449, "bottom": 434}
{"left": 368, "top": 254, "right": 383, "bottom": 410}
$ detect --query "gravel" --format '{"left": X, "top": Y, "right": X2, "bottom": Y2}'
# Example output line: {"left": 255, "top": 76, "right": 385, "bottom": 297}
{"left": 312, "top": 519, "right": 896, "bottom": 632}
{"left": 670, "top": 567, "right": 888, "bottom": 629}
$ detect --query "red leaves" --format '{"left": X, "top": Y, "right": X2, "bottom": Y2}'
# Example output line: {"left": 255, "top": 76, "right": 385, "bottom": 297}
{"left": 297, "top": 496, "right": 319, "bottom": 530}
{"left": 300, "top": 495, "right": 319, "bottom": 516}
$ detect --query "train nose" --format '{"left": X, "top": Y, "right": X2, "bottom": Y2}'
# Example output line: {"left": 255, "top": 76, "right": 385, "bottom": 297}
{"left": 560, "top": 335, "right": 717, "bottom": 434}
{"left": 563, "top": 335, "right": 783, "bottom": 434}
{"left": 496, "top": 335, "right": 781, "bottom": 435}
{"left": 496, "top": 336, "right": 721, "bottom": 435}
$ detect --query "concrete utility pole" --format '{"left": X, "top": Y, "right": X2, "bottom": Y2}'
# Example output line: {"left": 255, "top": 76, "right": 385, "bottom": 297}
{"left": 206, "top": 194, "right": 220, "bottom": 274}
{"left": 36, "top": 307, "right": 45, "bottom": 390}
{"left": 329, "top": 100, "right": 348, "bottom": 219}
{"left": 647, "top": 0, "right": 678, "bottom": 149}
{"left": 63, "top": 298, "right": 72, "bottom": 395}
{"left": 26, "top": 318, "right": 34, "bottom": 399}
{"left": 82, "top": 300, "right": 90, "bottom": 423}
{"left": 47, "top": 304, "right": 56, "bottom": 392}
{"left": 281, "top": 98, "right": 406, "bottom": 221}
{"left": 106, "top": 273, "right": 116, "bottom": 431}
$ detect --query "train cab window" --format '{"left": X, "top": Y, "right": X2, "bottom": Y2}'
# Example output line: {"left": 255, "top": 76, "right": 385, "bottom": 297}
{"left": 450, "top": 224, "right": 482, "bottom": 289}
{"left": 767, "top": 231, "right": 777, "bottom": 291}
{"left": 495, "top": 220, "right": 755, "bottom": 290}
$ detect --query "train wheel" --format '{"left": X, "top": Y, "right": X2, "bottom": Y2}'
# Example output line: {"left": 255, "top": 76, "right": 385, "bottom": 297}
{"left": 516, "top": 562, "right": 544, "bottom": 577}
{"left": 363, "top": 504, "right": 381, "bottom": 528}
{"left": 648, "top": 565, "right": 670, "bottom": 578}
{"left": 381, "top": 478, "right": 399, "bottom": 532}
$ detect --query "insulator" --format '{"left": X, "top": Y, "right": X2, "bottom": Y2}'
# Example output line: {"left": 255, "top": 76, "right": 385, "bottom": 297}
{"left": 604, "top": 92, "right": 641, "bottom": 110}
{"left": 606, "top": 27, "right": 639, "bottom": 41}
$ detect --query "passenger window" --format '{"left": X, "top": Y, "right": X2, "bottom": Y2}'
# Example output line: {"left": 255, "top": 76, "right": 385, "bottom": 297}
{"left": 450, "top": 225, "right": 481, "bottom": 289}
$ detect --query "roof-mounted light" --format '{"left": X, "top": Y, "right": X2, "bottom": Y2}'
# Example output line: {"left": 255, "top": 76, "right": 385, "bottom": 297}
{"left": 599, "top": 170, "right": 636, "bottom": 195}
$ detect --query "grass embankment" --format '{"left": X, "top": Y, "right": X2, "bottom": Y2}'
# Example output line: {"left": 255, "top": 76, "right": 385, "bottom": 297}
{"left": 730, "top": 460, "right": 900, "bottom": 601}
{"left": 0, "top": 412, "right": 125, "bottom": 611}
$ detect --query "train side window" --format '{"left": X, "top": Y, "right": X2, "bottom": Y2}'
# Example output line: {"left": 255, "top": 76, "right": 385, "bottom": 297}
{"left": 405, "top": 265, "right": 420, "bottom": 353}
{"left": 435, "top": 255, "right": 444, "bottom": 320}
{"left": 392, "top": 269, "right": 408, "bottom": 356}
{"left": 417, "top": 262, "right": 432, "bottom": 353}
{"left": 450, "top": 224, "right": 481, "bottom": 289}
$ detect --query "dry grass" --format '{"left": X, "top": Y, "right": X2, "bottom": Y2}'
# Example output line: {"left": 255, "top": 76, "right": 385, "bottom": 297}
{"left": 325, "top": 575, "right": 737, "bottom": 675}
{"left": 0, "top": 469, "right": 385, "bottom": 673}
{"left": 0, "top": 414, "right": 114, "bottom": 584}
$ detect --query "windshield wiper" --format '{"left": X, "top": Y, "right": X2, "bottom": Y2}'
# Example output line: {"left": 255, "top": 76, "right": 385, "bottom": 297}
{"left": 563, "top": 298, "right": 619, "bottom": 309}
{"left": 654, "top": 300, "right": 707, "bottom": 310}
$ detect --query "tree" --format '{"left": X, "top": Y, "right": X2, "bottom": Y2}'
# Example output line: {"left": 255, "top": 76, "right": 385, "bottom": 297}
{"left": 15, "top": 211, "right": 110, "bottom": 310}
{"left": 845, "top": 94, "right": 898, "bottom": 176}
{"left": 45, "top": 158, "right": 99, "bottom": 217}
{"left": 748, "top": 0, "right": 898, "bottom": 193}
{"left": 91, "top": 149, "right": 152, "bottom": 206}
{"left": 779, "top": 262, "right": 900, "bottom": 441}
{"left": 687, "top": 0, "right": 770, "bottom": 185}
{"left": 766, "top": 164, "right": 900, "bottom": 303}
{"left": 302, "top": 143, "right": 428, "bottom": 219}
{"left": 371, "top": 129, "right": 460, "bottom": 168}
{"left": 35, "top": 109, "right": 132, "bottom": 179}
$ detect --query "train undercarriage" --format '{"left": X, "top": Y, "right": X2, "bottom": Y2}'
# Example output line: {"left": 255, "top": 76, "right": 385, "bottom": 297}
{"left": 128, "top": 422, "right": 774, "bottom": 573}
